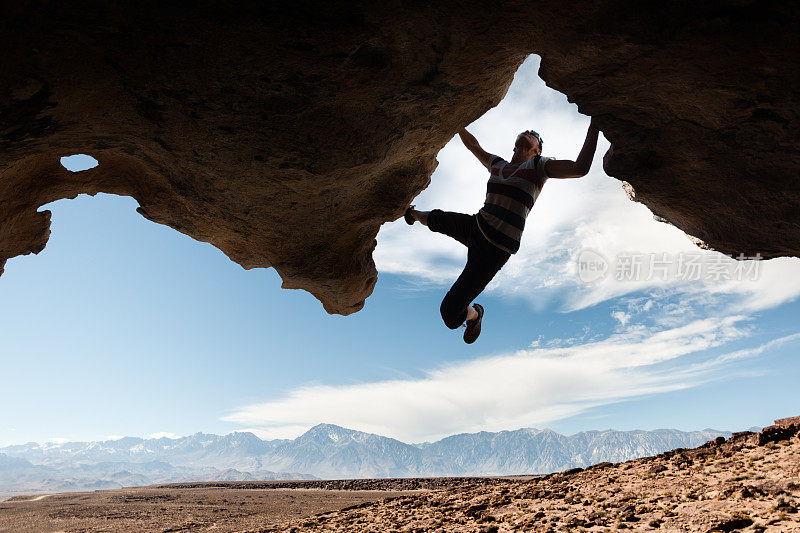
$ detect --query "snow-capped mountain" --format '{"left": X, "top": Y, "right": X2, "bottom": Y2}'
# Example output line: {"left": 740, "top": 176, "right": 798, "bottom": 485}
{"left": 1, "top": 423, "right": 734, "bottom": 496}
{"left": 418, "top": 427, "right": 730, "bottom": 475}
{"left": 260, "top": 424, "right": 423, "bottom": 478}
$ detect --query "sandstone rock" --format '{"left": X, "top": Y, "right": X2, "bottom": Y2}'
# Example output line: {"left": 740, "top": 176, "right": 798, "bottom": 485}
{"left": 2, "top": 1, "right": 798, "bottom": 313}
{"left": 775, "top": 416, "right": 800, "bottom": 428}
{"left": 756, "top": 415, "right": 800, "bottom": 445}
{"left": 759, "top": 425, "right": 799, "bottom": 445}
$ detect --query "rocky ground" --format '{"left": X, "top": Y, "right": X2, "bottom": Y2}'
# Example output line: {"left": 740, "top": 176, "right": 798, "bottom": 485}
{"left": 1, "top": 419, "right": 797, "bottom": 532}
{"left": 269, "top": 419, "right": 800, "bottom": 532}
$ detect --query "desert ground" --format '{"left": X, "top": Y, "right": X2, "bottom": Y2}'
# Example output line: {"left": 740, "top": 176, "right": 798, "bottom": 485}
{"left": 1, "top": 419, "right": 797, "bottom": 532}
{"left": 0, "top": 482, "right": 426, "bottom": 532}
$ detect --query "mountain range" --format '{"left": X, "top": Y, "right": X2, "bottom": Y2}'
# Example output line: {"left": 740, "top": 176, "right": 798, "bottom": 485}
{"left": 0, "top": 423, "right": 739, "bottom": 496}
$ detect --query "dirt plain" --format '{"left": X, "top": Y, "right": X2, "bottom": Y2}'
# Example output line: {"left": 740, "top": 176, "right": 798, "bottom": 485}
{"left": 0, "top": 484, "right": 423, "bottom": 532}
{"left": 1, "top": 420, "right": 797, "bottom": 532}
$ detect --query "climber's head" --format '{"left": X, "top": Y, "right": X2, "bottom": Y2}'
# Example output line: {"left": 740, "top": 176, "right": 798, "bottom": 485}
{"left": 514, "top": 130, "right": 543, "bottom": 156}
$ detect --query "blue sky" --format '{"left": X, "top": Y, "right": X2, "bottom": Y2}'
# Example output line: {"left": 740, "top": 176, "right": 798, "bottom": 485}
{"left": 1, "top": 56, "right": 798, "bottom": 445}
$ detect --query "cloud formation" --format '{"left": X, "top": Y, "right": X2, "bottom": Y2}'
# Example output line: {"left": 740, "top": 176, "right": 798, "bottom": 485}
{"left": 148, "top": 432, "right": 180, "bottom": 440}
{"left": 223, "top": 312, "right": 797, "bottom": 442}
{"left": 223, "top": 55, "right": 800, "bottom": 443}
{"left": 373, "top": 55, "right": 800, "bottom": 313}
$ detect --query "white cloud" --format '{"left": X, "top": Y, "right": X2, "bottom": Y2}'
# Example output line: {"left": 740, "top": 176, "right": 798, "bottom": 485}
{"left": 690, "top": 332, "right": 800, "bottom": 372}
{"left": 148, "top": 431, "right": 180, "bottom": 440}
{"left": 529, "top": 335, "right": 544, "bottom": 348}
{"left": 374, "top": 55, "right": 800, "bottom": 314}
{"left": 221, "top": 313, "right": 792, "bottom": 443}
{"left": 222, "top": 55, "right": 800, "bottom": 444}
{"left": 611, "top": 311, "right": 631, "bottom": 327}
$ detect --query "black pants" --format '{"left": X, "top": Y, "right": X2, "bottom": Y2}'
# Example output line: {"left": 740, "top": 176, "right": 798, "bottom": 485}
{"left": 427, "top": 209, "right": 511, "bottom": 329}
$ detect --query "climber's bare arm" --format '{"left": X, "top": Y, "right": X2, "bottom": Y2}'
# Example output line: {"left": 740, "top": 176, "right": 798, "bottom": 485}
{"left": 545, "top": 119, "right": 600, "bottom": 179}
{"left": 459, "top": 128, "right": 494, "bottom": 169}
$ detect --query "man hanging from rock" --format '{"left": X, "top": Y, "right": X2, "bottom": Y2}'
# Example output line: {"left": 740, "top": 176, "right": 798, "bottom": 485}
{"left": 404, "top": 118, "right": 600, "bottom": 343}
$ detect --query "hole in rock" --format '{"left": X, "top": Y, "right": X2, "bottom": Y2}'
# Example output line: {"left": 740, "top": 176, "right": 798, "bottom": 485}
{"left": 376, "top": 54, "right": 614, "bottom": 289}
{"left": 375, "top": 53, "right": 791, "bottom": 310}
{"left": 60, "top": 154, "right": 99, "bottom": 172}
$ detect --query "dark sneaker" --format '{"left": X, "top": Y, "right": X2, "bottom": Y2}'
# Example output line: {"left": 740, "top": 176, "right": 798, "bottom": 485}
{"left": 404, "top": 205, "right": 416, "bottom": 225}
{"left": 463, "top": 303, "right": 484, "bottom": 344}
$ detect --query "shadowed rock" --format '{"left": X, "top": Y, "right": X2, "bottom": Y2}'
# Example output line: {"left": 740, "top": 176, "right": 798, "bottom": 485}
{"left": 2, "top": 1, "right": 797, "bottom": 313}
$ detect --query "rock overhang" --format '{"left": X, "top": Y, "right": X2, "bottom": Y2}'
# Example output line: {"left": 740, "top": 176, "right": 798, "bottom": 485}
{"left": 1, "top": 1, "right": 797, "bottom": 314}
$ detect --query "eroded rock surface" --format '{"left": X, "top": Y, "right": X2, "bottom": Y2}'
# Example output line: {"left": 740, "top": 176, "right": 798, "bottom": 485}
{"left": 2, "top": 1, "right": 797, "bottom": 313}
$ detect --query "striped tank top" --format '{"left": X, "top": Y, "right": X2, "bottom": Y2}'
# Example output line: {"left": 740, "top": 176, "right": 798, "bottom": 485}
{"left": 476, "top": 154, "right": 552, "bottom": 254}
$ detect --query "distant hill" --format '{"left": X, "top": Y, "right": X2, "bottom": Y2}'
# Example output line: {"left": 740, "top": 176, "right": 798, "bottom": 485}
{"left": 0, "top": 423, "right": 733, "bottom": 495}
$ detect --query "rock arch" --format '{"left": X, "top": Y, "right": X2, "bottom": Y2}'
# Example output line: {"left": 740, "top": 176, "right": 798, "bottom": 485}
{"left": 2, "top": 1, "right": 797, "bottom": 314}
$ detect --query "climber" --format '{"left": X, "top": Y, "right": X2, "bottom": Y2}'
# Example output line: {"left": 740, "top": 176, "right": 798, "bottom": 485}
{"left": 404, "top": 118, "right": 600, "bottom": 343}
